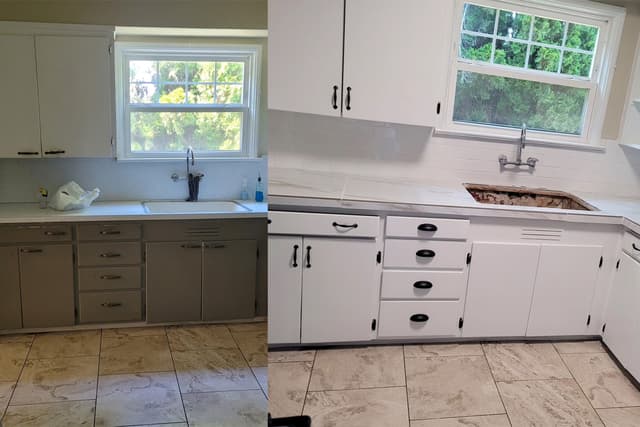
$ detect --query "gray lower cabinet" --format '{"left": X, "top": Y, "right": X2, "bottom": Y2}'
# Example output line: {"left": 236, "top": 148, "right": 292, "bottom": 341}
{"left": 19, "top": 244, "right": 74, "bottom": 328}
{"left": 202, "top": 240, "right": 257, "bottom": 321}
{"left": 0, "top": 246, "right": 22, "bottom": 329}
{"left": 146, "top": 242, "right": 203, "bottom": 322}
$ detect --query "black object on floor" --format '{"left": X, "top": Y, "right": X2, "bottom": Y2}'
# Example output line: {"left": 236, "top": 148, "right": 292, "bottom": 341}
{"left": 269, "top": 414, "right": 312, "bottom": 427}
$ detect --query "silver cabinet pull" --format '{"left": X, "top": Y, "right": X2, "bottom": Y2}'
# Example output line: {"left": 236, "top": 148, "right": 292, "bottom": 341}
{"left": 101, "top": 302, "right": 123, "bottom": 308}
{"left": 99, "top": 230, "right": 121, "bottom": 236}
{"left": 100, "top": 275, "right": 122, "bottom": 280}
{"left": 99, "top": 252, "right": 121, "bottom": 258}
{"left": 44, "top": 230, "right": 66, "bottom": 236}
{"left": 20, "top": 248, "right": 43, "bottom": 254}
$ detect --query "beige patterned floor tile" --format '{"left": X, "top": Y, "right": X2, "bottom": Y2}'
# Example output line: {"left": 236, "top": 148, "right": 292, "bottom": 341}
{"left": 597, "top": 407, "right": 640, "bottom": 426}
{"left": 1, "top": 400, "right": 95, "bottom": 427}
{"left": 232, "top": 330, "right": 267, "bottom": 367}
{"left": 498, "top": 379, "right": 603, "bottom": 426}
{"left": 268, "top": 361, "right": 312, "bottom": 418}
{"left": 227, "top": 322, "right": 268, "bottom": 333}
{"left": 562, "top": 353, "right": 640, "bottom": 408}
{"left": 101, "top": 326, "right": 166, "bottom": 338}
{"left": 309, "top": 346, "right": 405, "bottom": 391}
{"left": 0, "top": 381, "right": 15, "bottom": 418}
{"left": 483, "top": 343, "right": 572, "bottom": 381}
{"left": 167, "top": 324, "right": 237, "bottom": 351}
{"left": 406, "top": 355, "right": 504, "bottom": 419}
{"left": 183, "top": 390, "right": 267, "bottom": 427}
{"left": 410, "top": 414, "right": 511, "bottom": 426}
{"left": 404, "top": 343, "right": 484, "bottom": 358}
{"left": 172, "top": 348, "right": 259, "bottom": 393}
{"left": 100, "top": 335, "right": 173, "bottom": 375}
{"left": 95, "top": 372, "right": 186, "bottom": 427}
{"left": 0, "top": 343, "right": 29, "bottom": 381}
{"left": 11, "top": 356, "right": 98, "bottom": 405}
{"left": 0, "top": 334, "right": 34, "bottom": 344}
{"left": 269, "top": 350, "right": 316, "bottom": 363}
{"left": 554, "top": 340, "right": 606, "bottom": 354}
{"left": 304, "top": 387, "right": 409, "bottom": 427}
{"left": 29, "top": 330, "right": 100, "bottom": 359}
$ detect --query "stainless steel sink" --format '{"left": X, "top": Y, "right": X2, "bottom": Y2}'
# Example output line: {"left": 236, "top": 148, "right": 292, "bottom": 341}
{"left": 143, "top": 201, "right": 249, "bottom": 214}
{"left": 464, "top": 184, "right": 597, "bottom": 211}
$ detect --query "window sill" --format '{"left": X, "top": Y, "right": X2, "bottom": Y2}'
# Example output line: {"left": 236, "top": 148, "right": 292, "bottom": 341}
{"left": 433, "top": 128, "right": 606, "bottom": 153}
{"left": 115, "top": 156, "right": 265, "bottom": 163}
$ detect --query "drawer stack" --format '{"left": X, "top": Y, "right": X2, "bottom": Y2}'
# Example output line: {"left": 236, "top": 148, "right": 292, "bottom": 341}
{"left": 77, "top": 223, "right": 143, "bottom": 324}
{"left": 378, "top": 216, "right": 470, "bottom": 338}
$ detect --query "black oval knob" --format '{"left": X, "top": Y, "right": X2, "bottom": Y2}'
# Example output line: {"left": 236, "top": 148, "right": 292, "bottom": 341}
{"left": 416, "top": 249, "right": 436, "bottom": 258}
{"left": 413, "top": 281, "right": 433, "bottom": 289}
{"left": 410, "top": 314, "right": 429, "bottom": 322}
{"left": 417, "top": 223, "right": 438, "bottom": 232}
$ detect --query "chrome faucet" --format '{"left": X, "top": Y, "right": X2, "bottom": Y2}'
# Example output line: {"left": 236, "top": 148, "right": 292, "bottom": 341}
{"left": 170, "top": 146, "right": 204, "bottom": 201}
{"left": 499, "top": 123, "right": 538, "bottom": 169}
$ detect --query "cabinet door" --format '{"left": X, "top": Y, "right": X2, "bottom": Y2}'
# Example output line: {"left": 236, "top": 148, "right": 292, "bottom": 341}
{"left": 463, "top": 242, "right": 539, "bottom": 338}
{"left": 342, "top": 0, "right": 454, "bottom": 126}
{"left": 0, "top": 247, "right": 22, "bottom": 329}
{"left": 0, "top": 35, "right": 42, "bottom": 158}
{"left": 202, "top": 240, "right": 257, "bottom": 321}
{"left": 20, "top": 244, "right": 74, "bottom": 328}
{"left": 268, "top": 0, "right": 344, "bottom": 116}
{"left": 268, "top": 236, "right": 303, "bottom": 344}
{"left": 36, "top": 35, "right": 113, "bottom": 157}
{"left": 527, "top": 245, "right": 602, "bottom": 337}
{"left": 301, "top": 237, "right": 379, "bottom": 343}
{"left": 603, "top": 253, "right": 640, "bottom": 377}
{"left": 146, "top": 242, "right": 202, "bottom": 322}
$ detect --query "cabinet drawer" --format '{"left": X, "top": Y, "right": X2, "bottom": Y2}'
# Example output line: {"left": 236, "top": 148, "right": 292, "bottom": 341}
{"left": 381, "top": 270, "right": 467, "bottom": 300}
{"left": 378, "top": 301, "right": 461, "bottom": 338}
{"left": 79, "top": 291, "right": 142, "bottom": 323}
{"left": 78, "top": 266, "right": 141, "bottom": 291}
{"left": 269, "top": 211, "right": 380, "bottom": 238}
{"left": 0, "top": 224, "right": 71, "bottom": 243}
{"left": 386, "top": 216, "right": 469, "bottom": 240}
{"left": 622, "top": 232, "right": 640, "bottom": 262}
{"left": 384, "top": 240, "right": 468, "bottom": 269}
{"left": 78, "top": 242, "right": 141, "bottom": 266}
{"left": 77, "top": 223, "right": 141, "bottom": 241}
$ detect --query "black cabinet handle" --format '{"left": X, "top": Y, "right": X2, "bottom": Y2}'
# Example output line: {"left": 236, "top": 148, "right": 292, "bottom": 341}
{"left": 99, "top": 252, "right": 121, "bottom": 258}
{"left": 100, "top": 275, "right": 122, "bottom": 280}
{"left": 306, "top": 245, "right": 312, "bottom": 268}
{"left": 181, "top": 244, "right": 201, "bottom": 249}
{"left": 332, "top": 222, "right": 358, "bottom": 229}
{"left": 44, "top": 150, "right": 66, "bottom": 155}
{"left": 44, "top": 231, "right": 66, "bottom": 236}
{"left": 101, "top": 302, "right": 123, "bottom": 308}
{"left": 410, "top": 314, "right": 429, "bottom": 322}
{"left": 416, "top": 249, "right": 436, "bottom": 258}
{"left": 204, "top": 244, "right": 226, "bottom": 249}
{"left": 413, "top": 281, "right": 433, "bottom": 289}
{"left": 345, "top": 86, "right": 352, "bottom": 110}
{"left": 99, "top": 230, "right": 121, "bottom": 236}
{"left": 293, "top": 244, "right": 299, "bottom": 267}
{"left": 332, "top": 85, "right": 339, "bottom": 110}
{"left": 20, "top": 248, "right": 43, "bottom": 254}
{"left": 633, "top": 243, "right": 640, "bottom": 251}
{"left": 417, "top": 223, "right": 438, "bottom": 232}
{"left": 17, "top": 151, "right": 40, "bottom": 156}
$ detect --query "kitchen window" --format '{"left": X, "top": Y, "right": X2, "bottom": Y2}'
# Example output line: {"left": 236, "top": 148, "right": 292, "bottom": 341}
{"left": 443, "top": 0, "right": 624, "bottom": 146}
{"left": 115, "top": 43, "right": 261, "bottom": 160}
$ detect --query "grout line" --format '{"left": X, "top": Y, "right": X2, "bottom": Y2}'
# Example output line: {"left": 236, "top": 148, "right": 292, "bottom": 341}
{"left": 227, "top": 325, "right": 267, "bottom": 400}
{"left": 165, "top": 326, "right": 190, "bottom": 426}
{"left": 402, "top": 345, "right": 411, "bottom": 423}
{"left": 2, "top": 398, "right": 96, "bottom": 409}
{"left": 409, "top": 412, "right": 514, "bottom": 422}
{"left": 300, "top": 346, "right": 318, "bottom": 417}
{"left": 481, "top": 344, "right": 513, "bottom": 427}
{"left": 4, "top": 330, "right": 35, "bottom": 417}
{"left": 94, "top": 328, "right": 103, "bottom": 427}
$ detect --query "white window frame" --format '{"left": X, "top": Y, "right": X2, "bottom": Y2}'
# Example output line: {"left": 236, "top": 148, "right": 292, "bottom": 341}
{"left": 114, "top": 41, "right": 261, "bottom": 160}
{"left": 439, "top": 0, "right": 625, "bottom": 148}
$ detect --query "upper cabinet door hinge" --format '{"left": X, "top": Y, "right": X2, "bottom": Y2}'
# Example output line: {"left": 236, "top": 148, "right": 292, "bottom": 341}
{"left": 371, "top": 319, "right": 377, "bottom": 331}
{"left": 458, "top": 317, "right": 464, "bottom": 328}
{"left": 466, "top": 253, "right": 472, "bottom": 265}
{"left": 108, "top": 44, "right": 113, "bottom": 54}
{"left": 376, "top": 251, "right": 382, "bottom": 264}
{"left": 616, "top": 259, "right": 620, "bottom": 269}
{"left": 587, "top": 314, "right": 591, "bottom": 326}
{"left": 599, "top": 256, "right": 603, "bottom": 268}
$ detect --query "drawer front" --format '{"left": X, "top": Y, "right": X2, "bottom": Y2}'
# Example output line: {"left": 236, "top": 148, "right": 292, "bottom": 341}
{"left": 78, "top": 267, "right": 141, "bottom": 291}
{"left": 381, "top": 270, "right": 467, "bottom": 300}
{"left": 269, "top": 211, "right": 380, "bottom": 238}
{"left": 78, "top": 223, "right": 141, "bottom": 241}
{"left": 378, "top": 301, "right": 461, "bottom": 338}
{"left": 78, "top": 242, "right": 141, "bottom": 266}
{"left": 79, "top": 291, "right": 142, "bottom": 323}
{"left": 0, "top": 224, "right": 72, "bottom": 243}
{"left": 622, "top": 232, "right": 640, "bottom": 262}
{"left": 384, "top": 240, "right": 468, "bottom": 269}
{"left": 386, "top": 216, "right": 469, "bottom": 240}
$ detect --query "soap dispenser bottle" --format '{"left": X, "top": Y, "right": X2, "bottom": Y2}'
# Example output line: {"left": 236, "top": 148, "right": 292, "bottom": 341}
{"left": 240, "top": 178, "right": 249, "bottom": 200}
{"left": 255, "top": 174, "right": 264, "bottom": 202}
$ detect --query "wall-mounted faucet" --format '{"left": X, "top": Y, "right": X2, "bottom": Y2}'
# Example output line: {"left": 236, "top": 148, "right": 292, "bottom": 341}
{"left": 170, "top": 146, "right": 205, "bottom": 201}
{"left": 499, "top": 123, "right": 538, "bottom": 169}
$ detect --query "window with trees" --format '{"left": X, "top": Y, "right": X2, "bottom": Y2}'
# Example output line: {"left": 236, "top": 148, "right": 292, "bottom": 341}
{"left": 115, "top": 44, "right": 261, "bottom": 159}
{"left": 444, "top": 0, "right": 624, "bottom": 146}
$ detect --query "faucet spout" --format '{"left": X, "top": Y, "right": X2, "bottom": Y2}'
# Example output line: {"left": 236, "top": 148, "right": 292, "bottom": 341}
{"left": 498, "top": 123, "right": 537, "bottom": 169}
{"left": 516, "top": 123, "right": 526, "bottom": 163}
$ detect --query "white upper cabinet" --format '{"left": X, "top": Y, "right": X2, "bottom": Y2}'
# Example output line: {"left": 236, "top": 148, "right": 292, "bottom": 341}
{"left": 342, "top": 0, "right": 453, "bottom": 126}
{"left": 268, "top": 0, "right": 454, "bottom": 127}
{"left": 36, "top": 35, "right": 114, "bottom": 157}
{"left": 0, "top": 35, "right": 41, "bottom": 158}
{"left": 268, "top": 0, "right": 344, "bottom": 117}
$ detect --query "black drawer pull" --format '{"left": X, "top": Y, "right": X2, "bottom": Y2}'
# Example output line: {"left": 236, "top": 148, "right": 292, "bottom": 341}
{"left": 345, "top": 86, "right": 352, "bottom": 110}
{"left": 417, "top": 223, "right": 438, "bottom": 232}
{"left": 99, "top": 252, "right": 121, "bottom": 258}
{"left": 101, "top": 302, "right": 123, "bottom": 308}
{"left": 17, "top": 151, "right": 40, "bottom": 156}
{"left": 332, "top": 222, "right": 358, "bottom": 229}
{"left": 293, "top": 244, "right": 299, "bottom": 267}
{"left": 413, "top": 281, "right": 433, "bottom": 289}
{"left": 410, "top": 314, "right": 429, "bottom": 322}
{"left": 20, "top": 248, "right": 43, "bottom": 254}
{"left": 181, "top": 244, "right": 201, "bottom": 249}
{"left": 44, "top": 231, "right": 66, "bottom": 236}
{"left": 416, "top": 249, "right": 436, "bottom": 258}
{"left": 306, "top": 246, "right": 312, "bottom": 268}
{"left": 633, "top": 243, "right": 640, "bottom": 251}
{"left": 205, "top": 244, "right": 226, "bottom": 249}
{"left": 44, "top": 150, "right": 66, "bottom": 155}
{"left": 100, "top": 275, "right": 122, "bottom": 280}
{"left": 99, "top": 230, "right": 121, "bottom": 236}
{"left": 332, "top": 85, "right": 339, "bottom": 110}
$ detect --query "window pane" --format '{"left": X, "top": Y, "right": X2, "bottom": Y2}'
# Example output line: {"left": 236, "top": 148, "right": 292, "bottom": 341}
{"left": 159, "top": 61, "right": 186, "bottom": 83}
{"left": 130, "top": 61, "right": 157, "bottom": 83}
{"left": 158, "top": 84, "right": 186, "bottom": 103}
{"left": 497, "top": 10, "right": 531, "bottom": 40}
{"left": 130, "top": 111, "right": 243, "bottom": 152}
{"left": 460, "top": 34, "right": 493, "bottom": 62}
{"left": 494, "top": 40, "right": 527, "bottom": 67}
{"left": 533, "top": 17, "right": 566, "bottom": 46}
{"left": 186, "top": 61, "right": 215, "bottom": 82}
{"left": 566, "top": 23, "right": 598, "bottom": 51}
{"left": 187, "top": 84, "right": 215, "bottom": 104}
{"left": 129, "top": 83, "right": 158, "bottom": 103}
{"left": 561, "top": 51, "right": 593, "bottom": 77}
{"left": 453, "top": 71, "right": 588, "bottom": 135}
{"left": 528, "top": 46, "right": 560, "bottom": 72}
{"left": 462, "top": 4, "right": 496, "bottom": 34}
{"left": 216, "top": 62, "right": 245, "bottom": 83}
{"left": 215, "top": 85, "right": 243, "bottom": 104}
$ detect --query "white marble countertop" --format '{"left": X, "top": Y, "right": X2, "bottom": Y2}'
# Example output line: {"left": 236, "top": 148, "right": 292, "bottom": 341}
{"left": 0, "top": 200, "right": 268, "bottom": 224}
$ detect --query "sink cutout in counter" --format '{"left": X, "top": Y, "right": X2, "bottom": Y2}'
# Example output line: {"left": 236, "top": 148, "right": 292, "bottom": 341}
{"left": 143, "top": 201, "right": 249, "bottom": 214}
{"left": 464, "top": 184, "right": 597, "bottom": 211}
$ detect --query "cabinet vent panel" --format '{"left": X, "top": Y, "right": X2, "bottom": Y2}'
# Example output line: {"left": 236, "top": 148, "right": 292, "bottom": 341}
{"left": 520, "top": 228, "right": 563, "bottom": 241}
